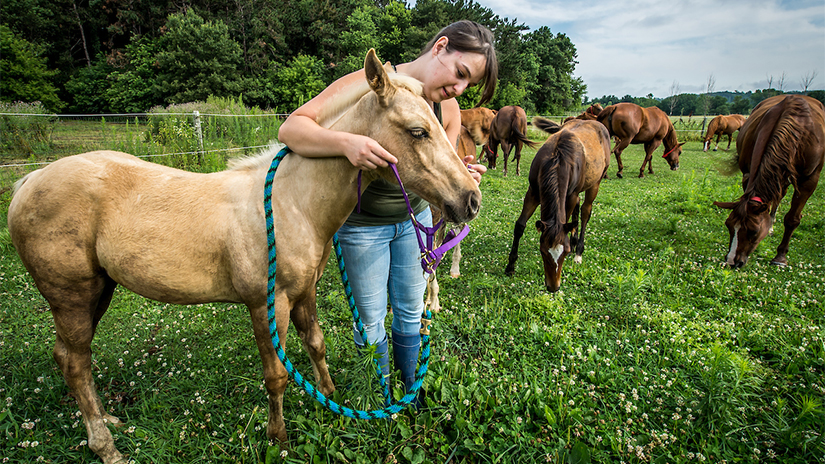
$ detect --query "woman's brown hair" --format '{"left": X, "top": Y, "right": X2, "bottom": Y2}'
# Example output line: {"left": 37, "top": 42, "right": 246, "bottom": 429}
{"left": 421, "top": 20, "right": 498, "bottom": 106}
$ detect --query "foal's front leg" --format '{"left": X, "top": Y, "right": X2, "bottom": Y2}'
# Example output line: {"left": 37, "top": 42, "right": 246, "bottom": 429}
{"left": 249, "top": 296, "right": 291, "bottom": 443}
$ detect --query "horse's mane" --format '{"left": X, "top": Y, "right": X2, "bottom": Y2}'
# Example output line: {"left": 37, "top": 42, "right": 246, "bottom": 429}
{"left": 227, "top": 72, "right": 425, "bottom": 172}
{"left": 539, "top": 131, "right": 579, "bottom": 239}
{"left": 745, "top": 98, "right": 809, "bottom": 202}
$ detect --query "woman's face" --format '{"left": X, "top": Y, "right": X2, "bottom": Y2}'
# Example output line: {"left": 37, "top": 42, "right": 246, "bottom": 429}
{"left": 426, "top": 41, "right": 487, "bottom": 103}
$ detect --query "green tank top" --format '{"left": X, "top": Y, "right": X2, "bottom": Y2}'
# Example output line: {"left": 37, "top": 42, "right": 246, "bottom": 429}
{"left": 344, "top": 102, "right": 442, "bottom": 226}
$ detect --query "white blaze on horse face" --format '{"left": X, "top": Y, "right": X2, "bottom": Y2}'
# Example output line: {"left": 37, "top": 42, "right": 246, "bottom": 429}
{"left": 547, "top": 243, "right": 565, "bottom": 266}
{"left": 726, "top": 225, "right": 740, "bottom": 265}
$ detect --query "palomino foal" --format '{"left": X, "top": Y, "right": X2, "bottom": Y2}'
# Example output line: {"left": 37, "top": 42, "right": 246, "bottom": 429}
{"left": 8, "top": 50, "right": 480, "bottom": 464}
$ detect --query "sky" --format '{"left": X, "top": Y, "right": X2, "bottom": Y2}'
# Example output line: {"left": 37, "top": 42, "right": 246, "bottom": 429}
{"left": 473, "top": 0, "right": 825, "bottom": 99}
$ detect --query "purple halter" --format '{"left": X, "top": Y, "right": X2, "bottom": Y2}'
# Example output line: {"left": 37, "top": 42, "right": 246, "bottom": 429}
{"left": 356, "top": 165, "right": 470, "bottom": 274}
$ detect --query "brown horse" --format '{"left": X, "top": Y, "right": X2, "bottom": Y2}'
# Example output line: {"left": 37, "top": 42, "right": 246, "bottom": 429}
{"left": 703, "top": 114, "right": 746, "bottom": 152}
{"left": 713, "top": 95, "right": 824, "bottom": 268}
{"left": 460, "top": 107, "right": 497, "bottom": 145}
{"left": 563, "top": 103, "right": 603, "bottom": 123}
{"left": 483, "top": 105, "right": 538, "bottom": 176}
{"left": 7, "top": 50, "right": 480, "bottom": 464}
{"left": 505, "top": 117, "right": 610, "bottom": 292}
{"left": 597, "top": 102, "right": 685, "bottom": 178}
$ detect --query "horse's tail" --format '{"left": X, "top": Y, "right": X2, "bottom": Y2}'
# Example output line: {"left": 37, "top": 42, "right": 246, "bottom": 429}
{"left": 511, "top": 118, "right": 539, "bottom": 153}
{"left": 532, "top": 116, "right": 562, "bottom": 135}
{"left": 596, "top": 105, "right": 616, "bottom": 134}
{"left": 11, "top": 169, "right": 39, "bottom": 198}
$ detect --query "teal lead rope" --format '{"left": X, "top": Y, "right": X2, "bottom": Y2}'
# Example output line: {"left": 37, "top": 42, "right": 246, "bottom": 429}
{"left": 264, "top": 146, "right": 431, "bottom": 419}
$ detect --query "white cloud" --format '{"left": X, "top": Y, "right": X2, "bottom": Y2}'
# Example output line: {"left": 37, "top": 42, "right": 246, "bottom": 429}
{"left": 476, "top": 0, "right": 825, "bottom": 98}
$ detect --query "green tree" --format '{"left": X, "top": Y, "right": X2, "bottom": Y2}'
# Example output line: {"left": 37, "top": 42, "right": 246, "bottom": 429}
{"left": 273, "top": 54, "right": 327, "bottom": 112}
{"left": 522, "top": 26, "right": 583, "bottom": 114}
{"left": 0, "top": 25, "right": 62, "bottom": 111}
{"left": 730, "top": 95, "right": 752, "bottom": 115}
{"left": 153, "top": 11, "right": 244, "bottom": 104}
{"left": 105, "top": 36, "right": 161, "bottom": 112}
{"left": 63, "top": 54, "right": 114, "bottom": 113}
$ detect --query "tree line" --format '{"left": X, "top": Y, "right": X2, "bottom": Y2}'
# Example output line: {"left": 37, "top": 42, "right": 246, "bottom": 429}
{"left": 1, "top": 0, "right": 585, "bottom": 115}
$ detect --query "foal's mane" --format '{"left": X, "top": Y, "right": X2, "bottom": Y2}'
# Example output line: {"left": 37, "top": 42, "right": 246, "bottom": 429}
{"left": 539, "top": 131, "right": 579, "bottom": 237}
{"left": 227, "top": 72, "right": 425, "bottom": 172}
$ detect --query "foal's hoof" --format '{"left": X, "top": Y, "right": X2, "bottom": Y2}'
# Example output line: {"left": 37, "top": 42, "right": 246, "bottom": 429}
{"left": 616, "top": 172, "right": 623, "bottom": 178}
{"left": 770, "top": 260, "right": 788, "bottom": 267}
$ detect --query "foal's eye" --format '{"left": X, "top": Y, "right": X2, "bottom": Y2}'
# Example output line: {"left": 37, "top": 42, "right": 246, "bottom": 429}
{"left": 409, "top": 128, "right": 428, "bottom": 139}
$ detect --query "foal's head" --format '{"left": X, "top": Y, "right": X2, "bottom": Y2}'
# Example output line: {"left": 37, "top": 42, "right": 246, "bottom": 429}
{"left": 713, "top": 197, "right": 772, "bottom": 268}
{"left": 344, "top": 49, "right": 481, "bottom": 224}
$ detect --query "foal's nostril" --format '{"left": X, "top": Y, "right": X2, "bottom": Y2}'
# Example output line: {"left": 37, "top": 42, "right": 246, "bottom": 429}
{"left": 466, "top": 191, "right": 480, "bottom": 219}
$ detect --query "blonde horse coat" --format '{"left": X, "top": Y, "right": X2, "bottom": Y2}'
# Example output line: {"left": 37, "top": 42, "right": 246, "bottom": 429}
{"left": 8, "top": 50, "right": 481, "bottom": 464}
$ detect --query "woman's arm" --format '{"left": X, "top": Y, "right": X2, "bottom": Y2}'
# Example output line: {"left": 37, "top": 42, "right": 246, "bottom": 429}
{"left": 278, "top": 70, "right": 398, "bottom": 170}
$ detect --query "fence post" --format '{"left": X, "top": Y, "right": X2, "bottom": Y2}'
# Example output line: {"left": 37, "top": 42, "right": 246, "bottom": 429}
{"left": 193, "top": 110, "right": 204, "bottom": 164}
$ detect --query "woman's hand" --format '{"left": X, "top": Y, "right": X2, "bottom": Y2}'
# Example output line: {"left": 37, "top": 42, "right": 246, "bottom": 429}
{"left": 342, "top": 133, "right": 398, "bottom": 170}
{"left": 463, "top": 154, "right": 487, "bottom": 184}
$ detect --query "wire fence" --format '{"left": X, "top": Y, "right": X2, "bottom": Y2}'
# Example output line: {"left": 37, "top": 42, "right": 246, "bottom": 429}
{"left": 0, "top": 110, "right": 712, "bottom": 202}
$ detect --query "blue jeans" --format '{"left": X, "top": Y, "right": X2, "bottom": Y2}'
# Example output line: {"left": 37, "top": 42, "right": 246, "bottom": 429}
{"left": 336, "top": 208, "right": 432, "bottom": 345}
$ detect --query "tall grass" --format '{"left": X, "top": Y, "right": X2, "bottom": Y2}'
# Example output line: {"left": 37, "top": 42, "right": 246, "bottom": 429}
{"left": 1, "top": 139, "right": 823, "bottom": 463}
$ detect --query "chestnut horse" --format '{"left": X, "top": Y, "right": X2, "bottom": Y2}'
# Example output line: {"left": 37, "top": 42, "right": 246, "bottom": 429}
{"left": 7, "top": 50, "right": 481, "bottom": 464}
{"left": 505, "top": 117, "right": 610, "bottom": 292}
{"left": 597, "top": 102, "right": 685, "bottom": 178}
{"left": 563, "top": 103, "right": 603, "bottom": 123}
{"left": 713, "top": 95, "right": 824, "bottom": 268}
{"left": 483, "top": 105, "right": 538, "bottom": 176}
{"left": 703, "top": 114, "right": 746, "bottom": 152}
{"left": 460, "top": 107, "right": 497, "bottom": 145}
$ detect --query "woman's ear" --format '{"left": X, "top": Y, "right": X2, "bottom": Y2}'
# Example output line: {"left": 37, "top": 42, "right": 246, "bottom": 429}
{"left": 433, "top": 36, "right": 449, "bottom": 56}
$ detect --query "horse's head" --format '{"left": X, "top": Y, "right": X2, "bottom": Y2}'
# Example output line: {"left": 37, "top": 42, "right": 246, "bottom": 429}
{"left": 662, "top": 141, "right": 686, "bottom": 170}
{"left": 343, "top": 50, "right": 482, "bottom": 224}
{"left": 713, "top": 197, "right": 772, "bottom": 268}
{"left": 536, "top": 219, "right": 577, "bottom": 292}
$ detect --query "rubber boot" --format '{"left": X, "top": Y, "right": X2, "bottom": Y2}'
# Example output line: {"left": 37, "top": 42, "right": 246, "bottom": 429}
{"left": 391, "top": 330, "right": 422, "bottom": 408}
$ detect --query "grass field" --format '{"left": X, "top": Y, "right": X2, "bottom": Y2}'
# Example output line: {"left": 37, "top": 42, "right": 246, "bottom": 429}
{"left": 1, "top": 134, "right": 823, "bottom": 463}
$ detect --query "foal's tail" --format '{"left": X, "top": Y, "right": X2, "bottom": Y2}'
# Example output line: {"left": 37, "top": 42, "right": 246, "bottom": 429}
{"left": 511, "top": 118, "right": 539, "bottom": 156}
{"left": 11, "top": 170, "right": 39, "bottom": 197}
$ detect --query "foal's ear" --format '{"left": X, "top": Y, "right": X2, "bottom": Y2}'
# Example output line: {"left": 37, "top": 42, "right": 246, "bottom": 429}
{"left": 712, "top": 200, "right": 737, "bottom": 210}
{"left": 364, "top": 49, "right": 395, "bottom": 107}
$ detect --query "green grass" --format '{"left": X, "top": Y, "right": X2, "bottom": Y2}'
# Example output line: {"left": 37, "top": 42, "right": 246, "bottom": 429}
{"left": 1, "top": 139, "right": 824, "bottom": 463}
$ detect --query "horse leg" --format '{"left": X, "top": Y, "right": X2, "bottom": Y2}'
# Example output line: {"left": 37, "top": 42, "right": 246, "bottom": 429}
{"left": 574, "top": 186, "right": 600, "bottom": 263}
{"left": 505, "top": 188, "right": 539, "bottom": 275}
{"left": 771, "top": 185, "right": 815, "bottom": 266}
{"left": 714, "top": 133, "right": 722, "bottom": 151}
{"left": 248, "top": 297, "right": 291, "bottom": 444}
{"left": 291, "top": 291, "right": 335, "bottom": 395}
{"left": 425, "top": 271, "right": 440, "bottom": 313}
{"left": 640, "top": 141, "right": 659, "bottom": 177}
{"left": 514, "top": 141, "right": 523, "bottom": 176}
{"left": 502, "top": 141, "right": 513, "bottom": 177}
{"left": 50, "top": 277, "right": 126, "bottom": 464}
{"left": 726, "top": 134, "right": 733, "bottom": 150}
{"left": 612, "top": 138, "right": 630, "bottom": 178}
{"left": 449, "top": 243, "right": 462, "bottom": 278}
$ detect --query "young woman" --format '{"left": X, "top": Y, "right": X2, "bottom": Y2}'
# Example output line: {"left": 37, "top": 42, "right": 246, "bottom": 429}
{"left": 278, "top": 20, "right": 498, "bottom": 405}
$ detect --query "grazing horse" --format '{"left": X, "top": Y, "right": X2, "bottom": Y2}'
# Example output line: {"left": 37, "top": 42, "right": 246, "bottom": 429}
{"left": 7, "top": 50, "right": 481, "bottom": 464}
{"left": 563, "top": 103, "right": 603, "bottom": 123}
{"left": 713, "top": 95, "right": 824, "bottom": 268}
{"left": 597, "top": 102, "right": 685, "bottom": 178}
{"left": 460, "top": 107, "right": 497, "bottom": 145}
{"left": 703, "top": 114, "right": 746, "bottom": 152}
{"left": 483, "top": 105, "right": 538, "bottom": 176}
{"left": 505, "top": 117, "right": 610, "bottom": 292}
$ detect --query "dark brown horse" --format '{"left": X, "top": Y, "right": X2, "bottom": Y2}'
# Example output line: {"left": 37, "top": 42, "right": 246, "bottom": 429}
{"left": 483, "top": 105, "right": 538, "bottom": 176}
{"left": 713, "top": 95, "right": 824, "bottom": 268}
{"left": 460, "top": 107, "right": 497, "bottom": 145}
{"left": 563, "top": 103, "right": 603, "bottom": 123}
{"left": 505, "top": 117, "right": 610, "bottom": 292}
{"left": 597, "top": 102, "right": 685, "bottom": 178}
{"left": 703, "top": 114, "right": 746, "bottom": 152}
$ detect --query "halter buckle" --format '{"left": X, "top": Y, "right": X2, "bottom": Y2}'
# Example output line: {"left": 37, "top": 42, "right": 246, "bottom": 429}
{"left": 420, "top": 318, "right": 432, "bottom": 336}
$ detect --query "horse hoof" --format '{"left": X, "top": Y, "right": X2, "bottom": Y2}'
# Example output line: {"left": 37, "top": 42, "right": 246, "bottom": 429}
{"left": 616, "top": 172, "right": 623, "bottom": 178}
{"left": 450, "top": 272, "right": 460, "bottom": 279}
{"left": 573, "top": 255, "right": 582, "bottom": 264}
{"left": 770, "top": 260, "right": 788, "bottom": 267}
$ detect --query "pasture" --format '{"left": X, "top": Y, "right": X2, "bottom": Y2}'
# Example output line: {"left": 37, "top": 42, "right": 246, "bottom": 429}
{"left": 1, "top": 137, "right": 824, "bottom": 463}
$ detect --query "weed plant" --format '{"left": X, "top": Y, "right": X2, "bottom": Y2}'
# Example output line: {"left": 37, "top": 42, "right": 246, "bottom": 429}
{"left": 1, "top": 141, "right": 823, "bottom": 463}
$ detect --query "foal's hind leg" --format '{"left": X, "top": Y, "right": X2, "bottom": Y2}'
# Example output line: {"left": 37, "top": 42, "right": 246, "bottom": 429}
{"left": 50, "top": 277, "right": 126, "bottom": 464}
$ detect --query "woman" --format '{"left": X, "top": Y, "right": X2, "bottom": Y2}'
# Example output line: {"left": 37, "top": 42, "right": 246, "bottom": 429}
{"left": 278, "top": 20, "right": 497, "bottom": 405}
